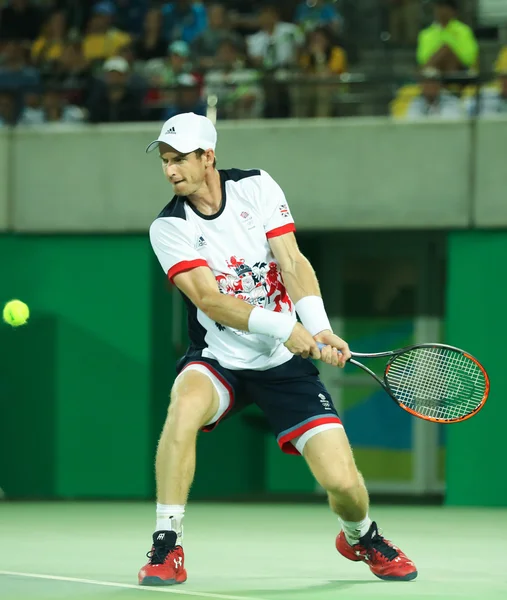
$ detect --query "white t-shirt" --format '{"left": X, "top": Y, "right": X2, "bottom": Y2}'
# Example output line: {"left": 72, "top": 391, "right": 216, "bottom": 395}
{"left": 246, "top": 22, "right": 304, "bottom": 69}
{"left": 150, "top": 168, "right": 297, "bottom": 371}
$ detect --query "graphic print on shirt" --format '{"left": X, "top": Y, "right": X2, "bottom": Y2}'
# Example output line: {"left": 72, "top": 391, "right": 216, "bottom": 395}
{"left": 215, "top": 256, "right": 292, "bottom": 314}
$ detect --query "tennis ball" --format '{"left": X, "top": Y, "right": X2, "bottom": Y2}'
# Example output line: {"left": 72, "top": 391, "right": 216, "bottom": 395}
{"left": 2, "top": 299, "right": 29, "bottom": 327}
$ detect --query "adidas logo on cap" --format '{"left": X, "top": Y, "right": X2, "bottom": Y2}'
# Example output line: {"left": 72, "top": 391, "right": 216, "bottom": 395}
{"left": 165, "top": 126, "right": 176, "bottom": 134}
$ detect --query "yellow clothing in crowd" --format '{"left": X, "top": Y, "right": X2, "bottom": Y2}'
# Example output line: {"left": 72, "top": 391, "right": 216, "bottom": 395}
{"left": 495, "top": 47, "right": 507, "bottom": 73}
{"left": 300, "top": 46, "right": 347, "bottom": 74}
{"left": 31, "top": 37, "right": 64, "bottom": 62}
{"left": 417, "top": 19, "right": 478, "bottom": 67}
{"left": 83, "top": 29, "right": 131, "bottom": 62}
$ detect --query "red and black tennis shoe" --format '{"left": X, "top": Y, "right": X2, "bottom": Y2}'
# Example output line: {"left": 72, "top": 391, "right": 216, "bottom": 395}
{"left": 138, "top": 530, "right": 187, "bottom": 586}
{"left": 336, "top": 521, "right": 417, "bottom": 581}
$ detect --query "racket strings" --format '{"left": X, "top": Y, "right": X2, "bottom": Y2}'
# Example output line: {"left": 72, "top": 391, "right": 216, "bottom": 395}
{"left": 385, "top": 347, "right": 486, "bottom": 421}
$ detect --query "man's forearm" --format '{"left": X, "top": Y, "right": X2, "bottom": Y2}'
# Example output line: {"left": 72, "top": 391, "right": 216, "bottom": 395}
{"left": 201, "top": 291, "right": 295, "bottom": 341}
{"left": 280, "top": 253, "right": 322, "bottom": 304}
{"left": 201, "top": 292, "right": 254, "bottom": 331}
{"left": 281, "top": 255, "right": 332, "bottom": 336}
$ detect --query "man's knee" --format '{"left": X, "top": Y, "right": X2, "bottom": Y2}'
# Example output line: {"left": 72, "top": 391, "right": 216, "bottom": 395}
{"left": 321, "top": 471, "right": 365, "bottom": 498}
{"left": 166, "top": 372, "right": 219, "bottom": 432}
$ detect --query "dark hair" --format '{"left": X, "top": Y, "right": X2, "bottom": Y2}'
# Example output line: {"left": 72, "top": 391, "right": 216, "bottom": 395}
{"left": 434, "top": 0, "right": 458, "bottom": 9}
{"left": 195, "top": 148, "right": 216, "bottom": 169}
{"left": 260, "top": 4, "right": 279, "bottom": 15}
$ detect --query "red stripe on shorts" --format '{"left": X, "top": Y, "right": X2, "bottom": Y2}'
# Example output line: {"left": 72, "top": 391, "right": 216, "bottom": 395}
{"left": 278, "top": 416, "right": 343, "bottom": 455}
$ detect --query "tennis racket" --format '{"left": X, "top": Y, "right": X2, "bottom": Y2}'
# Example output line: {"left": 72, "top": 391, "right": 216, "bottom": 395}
{"left": 317, "top": 342, "right": 489, "bottom": 423}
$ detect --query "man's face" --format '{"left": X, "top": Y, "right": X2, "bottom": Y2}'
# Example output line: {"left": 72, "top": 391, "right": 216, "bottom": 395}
{"left": 422, "top": 79, "right": 441, "bottom": 101}
{"left": 217, "top": 41, "right": 237, "bottom": 66}
{"left": 106, "top": 70, "right": 127, "bottom": 86}
{"left": 89, "top": 13, "right": 111, "bottom": 33}
{"left": 434, "top": 5, "right": 454, "bottom": 24}
{"left": 169, "top": 53, "right": 186, "bottom": 72}
{"left": 159, "top": 145, "right": 211, "bottom": 196}
{"left": 208, "top": 4, "right": 225, "bottom": 29}
{"left": 259, "top": 7, "right": 278, "bottom": 30}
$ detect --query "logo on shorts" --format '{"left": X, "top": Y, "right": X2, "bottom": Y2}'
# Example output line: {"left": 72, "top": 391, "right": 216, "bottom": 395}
{"left": 319, "top": 393, "right": 332, "bottom": 410}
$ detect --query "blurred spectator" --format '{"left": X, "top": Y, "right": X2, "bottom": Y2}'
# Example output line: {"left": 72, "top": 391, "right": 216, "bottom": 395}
{"left": 388, "top": 0, "right": 420, "bottom": 45}
{"left": 31, "top": 10, "right": 67, "bottom": 72}
{"left": 161, "top": 0, "right": 208, "bottom": 45}
{"left": 299, "top": 26, "right": 347, "bottom": 74}
{"left": 0, "top": 0, "right": 42, "bottom": 42}
{"left": 19, "top": 86, "right": 84, "bottom": 124}
{"left": 464, "top": 70, "right": 507, "bottom": 116}
{"left": 58, "top": 0, "right": 93, "bottom": 38}
{"left": 133, "top": 8, "right": 168, "bottom": 61}
{"left": 87, "top": 56, "right": 145, "bottom": 122}
{"left": 49, "top": 41, "right": 92, "bottom": 105}
{"left": 115, "top": 0, "right": 150, "bottom": 37}
{"left": 0, "top": 91, "right": 18, "bottom": 127}
{"left": 192, "top": 3, "right": 243, "bottom": 71}
{"left": 494, "top": 46, "right": 507, "bottom": 74}
{"left": 417, "top": 0, "right": 478, "bottom": 73}
{"left": 246, "top": 4, "right": 304, "bottom": 70}
{"left": 204, "top": 39, "right": 264, "bottom": 119}
{"left": 247, "top": 4, "right": 304, "bottom": 118}
{"left": 143, "top": 40, "right": 194, "bottom": 115}
{"left": 144, "top": 40, "right": 193, "bottom": 87}
{"left": 82, "top": 1, "right": 131, "bottom": 65}
{"left": 406, "top": 67, "right": 463, "bottom": 119}
{"left": 117, "top": 41, "right": 149, "bottom": 92}
{"left": 162, "top": 72, "right": 207, "bottom": 119}
{"left": 0, "top": 40, "right": 40, "bottom": 91}
{"left": 292, "top": 26, "right": 347, "bottom": 117}
{"left": 294, "top": 0, "right": 343, "bottom": 36}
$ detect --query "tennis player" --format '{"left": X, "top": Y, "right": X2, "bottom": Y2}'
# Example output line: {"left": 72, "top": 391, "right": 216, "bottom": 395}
{"left": 139, "top": 112, "right": 417, "bottom": 585}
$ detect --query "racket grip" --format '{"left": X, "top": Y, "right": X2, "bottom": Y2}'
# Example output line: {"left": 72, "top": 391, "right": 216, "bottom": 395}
{"left": 317, "top": 342, "right": 346, "bottom": 358}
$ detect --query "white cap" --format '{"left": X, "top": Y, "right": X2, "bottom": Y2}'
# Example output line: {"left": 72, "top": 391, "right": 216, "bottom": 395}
{"left": 145, "top": 113, "right": 217, "bottom": 154}
{"left": 103, "top": 56, "right": 129, "bottom": 73}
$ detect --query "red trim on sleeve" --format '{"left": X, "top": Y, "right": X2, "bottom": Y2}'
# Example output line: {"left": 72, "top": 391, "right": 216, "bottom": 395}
{"left": 266, "top": 223, "right": 296, "bottom": 239}
{"left": 168, "top": 259, "right": 208, "bottom": 282}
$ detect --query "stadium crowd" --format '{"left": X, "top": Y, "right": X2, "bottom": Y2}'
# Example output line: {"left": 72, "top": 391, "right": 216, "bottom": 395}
{"left": 0, "top": 0, "right": 505, "bottom": 126}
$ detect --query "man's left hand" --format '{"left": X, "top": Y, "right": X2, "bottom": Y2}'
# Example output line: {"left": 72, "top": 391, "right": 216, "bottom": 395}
{"left": 314, "top": 330, "right": 351, "bottom": 368}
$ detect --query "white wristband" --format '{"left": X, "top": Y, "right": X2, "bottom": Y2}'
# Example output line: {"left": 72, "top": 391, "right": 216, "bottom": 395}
{"left": 248, "top": 306, "right": 295, "bottom": 342}
{"left": 295, "top": 296, "right": 332, "bottom": 336}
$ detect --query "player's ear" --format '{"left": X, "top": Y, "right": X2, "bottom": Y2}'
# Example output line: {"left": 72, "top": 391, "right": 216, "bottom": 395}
{"left": 205, "top": 149, "right": 215, "bottom": 169}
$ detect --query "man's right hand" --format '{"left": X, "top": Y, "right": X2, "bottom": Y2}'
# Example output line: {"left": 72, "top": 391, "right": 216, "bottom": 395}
{"left": 284, "top": 322, "right": 321, "bottom": 359}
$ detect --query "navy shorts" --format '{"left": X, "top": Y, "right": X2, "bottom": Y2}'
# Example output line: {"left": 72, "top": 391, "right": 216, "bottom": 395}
{"left": 175, "top": 352, "right": 343, "bottom": 455}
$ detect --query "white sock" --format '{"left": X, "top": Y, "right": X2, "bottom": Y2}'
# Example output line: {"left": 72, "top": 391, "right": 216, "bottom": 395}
{"left": 156, "top": 504, "right": 185, "bottom": 546}
{"left": 340, "top": 515, "right": 372, "bottom": 545}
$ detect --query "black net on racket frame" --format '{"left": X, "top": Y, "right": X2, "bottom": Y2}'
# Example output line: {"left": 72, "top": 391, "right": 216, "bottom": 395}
{"left": 384, "top": 346, "right": 488, "bottom": 422}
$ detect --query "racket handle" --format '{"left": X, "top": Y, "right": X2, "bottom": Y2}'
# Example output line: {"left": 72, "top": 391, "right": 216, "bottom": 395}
{"left": 317, "top": 342, "right": 347, "bottom": 359}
